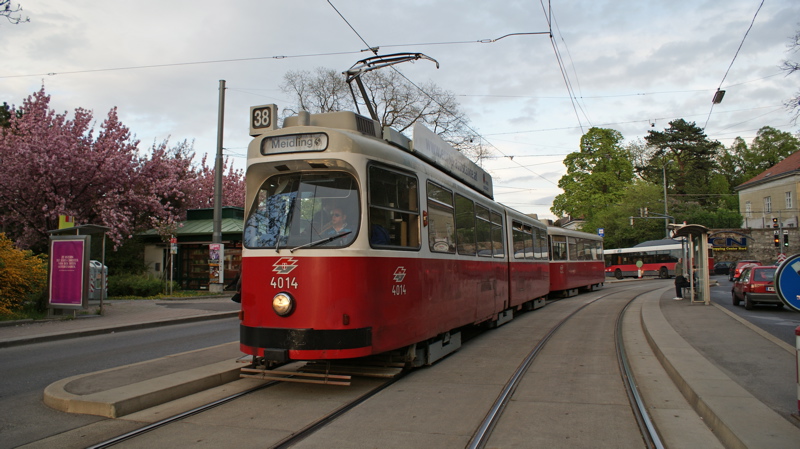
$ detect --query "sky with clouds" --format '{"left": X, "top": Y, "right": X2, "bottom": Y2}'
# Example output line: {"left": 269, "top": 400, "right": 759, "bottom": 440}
{"left": 2, "top": 0, "right": 799, "bottom": 220}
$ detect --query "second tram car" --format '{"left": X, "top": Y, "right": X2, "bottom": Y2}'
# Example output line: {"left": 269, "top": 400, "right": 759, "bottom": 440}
{"left": 239, "top": 105, "right": 594, "bottom": 368}
{"left": 547, "top": 227, "right": 605, "bottom": 297}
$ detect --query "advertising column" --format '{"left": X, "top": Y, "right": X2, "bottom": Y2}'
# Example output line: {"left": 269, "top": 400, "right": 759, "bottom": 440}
{"left": 209, "top": 243, "right": 224, "bottom": 289}
{"left": 49, "top": 235, "right": 91, "bottom": 310}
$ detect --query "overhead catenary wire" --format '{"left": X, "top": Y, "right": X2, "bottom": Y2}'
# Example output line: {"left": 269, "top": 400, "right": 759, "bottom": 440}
{"left": 325, "top": 0, "right": 560, "bottom": 187}
{"left": 703, "top": 0, "right": 765, "bottom": 129}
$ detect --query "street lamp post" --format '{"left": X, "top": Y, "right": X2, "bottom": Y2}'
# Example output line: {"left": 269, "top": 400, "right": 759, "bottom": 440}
{"left": 662, "top": 162, "right": 670, "bottom": 238}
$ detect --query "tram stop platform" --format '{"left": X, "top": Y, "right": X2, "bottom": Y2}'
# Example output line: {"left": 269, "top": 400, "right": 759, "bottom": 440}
{"left": 1, "top": 284, "right": 799, "bottom": 448}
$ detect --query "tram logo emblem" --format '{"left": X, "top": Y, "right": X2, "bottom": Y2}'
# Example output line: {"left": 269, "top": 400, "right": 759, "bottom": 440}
{"left": 273, "top": 257, "right": 299, "bottom": 275}
{"left": 393, "top": 266, "right": 406, "bottom": 283}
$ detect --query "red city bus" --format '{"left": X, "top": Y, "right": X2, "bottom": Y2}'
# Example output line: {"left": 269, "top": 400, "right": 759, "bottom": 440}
{"left": 604, "top": 242, "right": 682, "bottom": 279}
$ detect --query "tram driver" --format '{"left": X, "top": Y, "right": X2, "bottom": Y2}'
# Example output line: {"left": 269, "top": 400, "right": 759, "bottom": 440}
{"left": 324, "top": 207, "right": 352, "bottom": 237}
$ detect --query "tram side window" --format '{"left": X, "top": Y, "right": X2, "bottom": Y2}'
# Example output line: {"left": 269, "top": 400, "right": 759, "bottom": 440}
{"left": 534, "top": 227, "right": 548, "bottom": 260}
{"left": 551, "top": 235, "right": 567, "bottom": 261}
{"left": 426, "top": 182, "right": 455, "bottom": 253}
{"left": 476, "top": 205, "right": 492, "bottom": 257}
{"left": 491, "top": 211, "right": 504, "bottom": 258}
{"left": 368, "top": 166, "right": 420, "bottom": 249}
{"left": 592, "top": 240, "right": 603, "bottom": 261}
{"left": 568, "top": 237, "right": 578, "bottom": 261}
{"left": 455, "top": 194, "right": 476, "bottom": 256}
{"left": 513, "top": 222, "right": 526, "bottom": 259}
{"left": 574, "top": 239, "right": 585, "bottom": 260}
{"left": 512, "top": 221, "right": 534, "bottom": 260}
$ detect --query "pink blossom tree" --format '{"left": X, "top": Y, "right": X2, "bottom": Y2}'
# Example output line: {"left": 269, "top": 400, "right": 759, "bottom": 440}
{"left": 0, "top": 87, "right": 245, "bottom": 252}
{"left": 184, "top": 153, "right": 245, "bottom": 210}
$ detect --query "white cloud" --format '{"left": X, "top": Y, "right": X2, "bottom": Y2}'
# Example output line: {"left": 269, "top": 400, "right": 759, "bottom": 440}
{"left": 1, "top": 0, "right": 798, "bottom": 221}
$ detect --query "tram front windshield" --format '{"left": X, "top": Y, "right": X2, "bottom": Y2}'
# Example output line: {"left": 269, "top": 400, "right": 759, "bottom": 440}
{"left": 244, "top": 172, "right": 359, "bottom": 249}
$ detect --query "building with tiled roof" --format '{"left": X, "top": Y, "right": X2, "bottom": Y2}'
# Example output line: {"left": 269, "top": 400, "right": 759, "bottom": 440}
{"left": 735, "top": 151, "right": 800, "bottom": 228}
{"left": 140, "top": 207, "right": 244, "bottom": 290}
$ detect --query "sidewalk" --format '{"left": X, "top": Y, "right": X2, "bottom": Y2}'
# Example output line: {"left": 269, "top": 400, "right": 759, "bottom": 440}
{"left": 0, "top": 295, "right": 240, "bottom": 348}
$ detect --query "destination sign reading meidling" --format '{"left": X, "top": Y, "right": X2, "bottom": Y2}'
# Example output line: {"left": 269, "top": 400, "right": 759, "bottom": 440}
{"left": 262, "top": 133, "right": 328, "bottom": 154}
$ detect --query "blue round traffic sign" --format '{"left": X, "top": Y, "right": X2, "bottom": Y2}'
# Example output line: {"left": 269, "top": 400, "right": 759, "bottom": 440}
{"left": 774, "top": 253, "right": 800, "bottom": 312}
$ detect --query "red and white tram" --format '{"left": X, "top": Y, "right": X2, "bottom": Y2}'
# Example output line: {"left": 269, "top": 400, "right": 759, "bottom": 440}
{"left": 547, "top": 227, "right": 605, "bottom": 297}
{"left": 238, "top": 105, "right": 583, "bottom": 368}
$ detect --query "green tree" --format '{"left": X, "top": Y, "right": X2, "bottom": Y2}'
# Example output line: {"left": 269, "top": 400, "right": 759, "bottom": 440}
{"left": 716, "top": 136, "right": 747, "bottom": 188}
{"left": 737, "top": 127, "right": 798, "bottom": 184}
{"left": 0, "top": 102, "right": 11, "bottom": 128}
{"left": 551, "top": 127, "right": 634, "bottom": 219}
{"left": 581, "top": 181, "right": 665, "bottom": 249}
{"left": 644, "top": 119, "right": 721, "bottom": 206}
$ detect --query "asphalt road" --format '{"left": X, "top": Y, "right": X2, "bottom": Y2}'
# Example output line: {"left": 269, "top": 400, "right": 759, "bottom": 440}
{"left": 0, "top": 317, "right": 239, "bottom": 449}
{"left": 708, "top": 273, "right": 800, "bottom": 346}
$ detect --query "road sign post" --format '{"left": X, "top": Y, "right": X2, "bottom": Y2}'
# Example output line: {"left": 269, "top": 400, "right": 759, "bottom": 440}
{"left": 774, "top": 253, "right": 800, "bottom": 313}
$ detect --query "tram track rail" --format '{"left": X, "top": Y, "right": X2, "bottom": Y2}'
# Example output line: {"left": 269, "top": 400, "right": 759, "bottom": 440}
{"left": 467, "top": 286, "right": 664, "bottom": 449}
{"left": 83, "top": 283, "right": 669, "bottom": 449}
{"left": 85, "top": 381, "right": 281, "bottom": 449}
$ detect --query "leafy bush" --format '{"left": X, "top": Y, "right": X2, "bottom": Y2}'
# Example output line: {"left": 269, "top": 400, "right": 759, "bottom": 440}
{"left": 108, "top": 274, "right": 174, "bottom": 298}
{"left": 0, "top": 233, "right": 48, "bottom": 315}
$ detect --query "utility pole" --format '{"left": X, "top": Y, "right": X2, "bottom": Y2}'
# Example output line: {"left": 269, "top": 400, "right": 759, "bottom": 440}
{"left": 210, "top": 80, "right": 225, "bottom": 294}
{"left": 662, "top": 160, "right": 670, "bottom": 239}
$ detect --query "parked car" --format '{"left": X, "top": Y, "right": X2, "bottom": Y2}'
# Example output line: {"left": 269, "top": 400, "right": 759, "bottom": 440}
{"left": 713, "top": 261, "right": 734, "bottom": 275}
{"left": 729, "top": 260, "right": 761, "bottom": 281}
{"left": 731, "top": 265, "right": 781, "bottom": 310}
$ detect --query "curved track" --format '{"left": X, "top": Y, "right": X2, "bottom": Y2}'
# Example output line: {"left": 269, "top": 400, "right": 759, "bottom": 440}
{"left": 85, "top": 282, "right": 671, "bottom": 448}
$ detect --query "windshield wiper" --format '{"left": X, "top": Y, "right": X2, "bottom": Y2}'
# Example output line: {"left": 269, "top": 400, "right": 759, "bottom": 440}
{"left": 290, "top": 231, "right": 352, "bottom": 253}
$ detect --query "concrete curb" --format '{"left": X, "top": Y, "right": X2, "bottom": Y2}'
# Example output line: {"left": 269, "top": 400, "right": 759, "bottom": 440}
{"left": 641, "top": 295, "right": 800, "bottom": 449}
{"left": 44, "top": 359, "right": 243, "bottom": 418}
{"left": 0, "top": 311, "right": 238, "bottom": 349}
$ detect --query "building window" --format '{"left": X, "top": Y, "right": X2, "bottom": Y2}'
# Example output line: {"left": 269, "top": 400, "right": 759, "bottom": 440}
{"left": 745, "top": 201, "right": 751, "bottom": 218}
{"left": 786, "top": 191, "right": 793, "bottom": 210}
{"left": 764, "top": 196, "right": 772, "bottom": 214}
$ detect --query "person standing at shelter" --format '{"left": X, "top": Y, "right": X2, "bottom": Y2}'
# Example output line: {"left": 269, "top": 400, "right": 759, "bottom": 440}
{"left": 674, "top": 258, "right": 689, "bottom": 300}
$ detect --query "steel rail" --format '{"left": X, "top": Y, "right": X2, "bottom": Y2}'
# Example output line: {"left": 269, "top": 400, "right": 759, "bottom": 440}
{"left": 465, "top": 288, "right": 623, "bottom": 449}
{"left": 616, "top": 294, "right": 666, "bottom": 449}
{"left": 466, "top": 286, "right": 664, "bottom": 449}
{"left": 86, "top": 380, "right": 279, "bottom": 449}
{"left": 269, "top": 372, "right": 406, "bottom": 449}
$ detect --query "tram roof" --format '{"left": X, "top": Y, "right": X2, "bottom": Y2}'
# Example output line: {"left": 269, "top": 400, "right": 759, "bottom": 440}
{"left": 250, "top": 105, "right": 494, "bottom": 199}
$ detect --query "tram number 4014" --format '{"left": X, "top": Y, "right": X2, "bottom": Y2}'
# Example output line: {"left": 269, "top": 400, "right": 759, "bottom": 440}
{"left": 392, "top": 284, "right": 407, "bottom": 296}
{"left": 271, "top": 277, "right": 298, "bottom": 289}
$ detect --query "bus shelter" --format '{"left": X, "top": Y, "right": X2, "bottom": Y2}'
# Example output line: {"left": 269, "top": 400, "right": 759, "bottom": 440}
{"left": 47, "top": 224, "right": 110, "bottom": 315}
{"left": 669, "top": 224, "right": 710, "bottom": 305}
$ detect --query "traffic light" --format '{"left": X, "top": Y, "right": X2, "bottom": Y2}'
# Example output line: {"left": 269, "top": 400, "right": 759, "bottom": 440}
{"left": 784, "top": 232, "right": 789, "bottom": 247}
{"left": 772, "top": 217, "right": 779, "bottom": 228}
{"left": 774, "top": 233, "right": 780, "bottom": 247}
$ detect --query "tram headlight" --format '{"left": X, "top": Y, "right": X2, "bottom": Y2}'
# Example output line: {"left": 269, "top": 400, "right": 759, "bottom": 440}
{"left": 272, "top": 292, "right": 295, "bottom": 316}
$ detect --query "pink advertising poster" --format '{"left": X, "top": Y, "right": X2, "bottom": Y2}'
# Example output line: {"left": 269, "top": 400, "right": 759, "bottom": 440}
{"left": 49, "top": 236, "right": 89, "bottom": 308}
